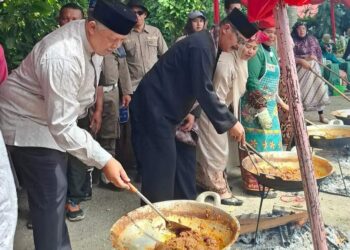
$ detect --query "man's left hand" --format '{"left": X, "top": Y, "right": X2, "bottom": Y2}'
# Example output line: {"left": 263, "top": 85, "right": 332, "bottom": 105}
{"left": 90, "top": 110, "right": 102, "bottom": 135}
{"left": 180, "top": 114, "right": 195, "bottom": 132}
{"left": 122, "top": 95, "right": 131, "bottom": 107}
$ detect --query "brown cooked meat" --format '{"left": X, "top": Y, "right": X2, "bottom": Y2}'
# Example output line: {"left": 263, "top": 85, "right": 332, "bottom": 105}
{"left": 154, "top": 230, "right": 220, "bottom": 250}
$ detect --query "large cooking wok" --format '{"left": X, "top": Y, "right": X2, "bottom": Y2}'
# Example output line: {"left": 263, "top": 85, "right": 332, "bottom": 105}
{"left": 331, "top": 109, "right": 350, "bottom": 125}
{"left": 307, "top": 122, "right": 350, "bottom": 150}
{"left": 110, "top": 199, "right": 240, "bottom": 250}
{"left": 241, "top": 151, "right": 334, "bottom": 192}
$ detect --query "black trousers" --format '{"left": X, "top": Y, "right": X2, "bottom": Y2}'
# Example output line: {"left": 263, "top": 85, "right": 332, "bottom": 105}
{"left": 67, "top": 116, "right": 92, "bottom": 203}
{"left": 131, "top": 123, "right": 197, "bottom": 203}
{"left": 8, "top": 146, "right": 71, "bottom": 250}
{"left": 66, "top": 154, "right": 92, "bottom": 203}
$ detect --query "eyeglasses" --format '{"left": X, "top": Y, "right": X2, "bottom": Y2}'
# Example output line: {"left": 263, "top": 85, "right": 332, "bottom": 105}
{"left": 234, "top": 30, "right": 247, "bottom": 45}
{"left": 237, "top": 35, "right": 247, "bottom": 45}
{"left": 134, "top": 10, "right": 145, "bottom": 16}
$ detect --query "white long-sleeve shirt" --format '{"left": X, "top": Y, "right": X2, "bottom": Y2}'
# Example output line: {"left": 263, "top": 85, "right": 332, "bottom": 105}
{"left": 0, "top": 20, "right": 111, "bottom": 169}
{"left": 0, "top": 131, "right": 17, "bottom": 250}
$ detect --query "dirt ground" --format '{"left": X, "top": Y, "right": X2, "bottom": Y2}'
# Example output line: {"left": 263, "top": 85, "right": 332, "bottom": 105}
{"left": 13, "top": 95, "right": 350, "bottom": 250}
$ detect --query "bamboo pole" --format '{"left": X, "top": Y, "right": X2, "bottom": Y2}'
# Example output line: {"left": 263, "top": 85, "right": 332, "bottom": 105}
{"left": 309, "top": 67, "right": 350, "bottom": 103}
{"left": 274, "top": 2, "right": 328, "bottom": 249}
{"left": 315, "top": 60, "right": 350, "bottom": 85}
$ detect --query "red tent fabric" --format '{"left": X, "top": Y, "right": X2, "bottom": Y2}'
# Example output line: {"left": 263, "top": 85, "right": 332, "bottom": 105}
{"left": 246, "top": 0, "right": 326, "bottom": 22}
{"left": 341, "top": 0, "right": 350, "bottom": 8}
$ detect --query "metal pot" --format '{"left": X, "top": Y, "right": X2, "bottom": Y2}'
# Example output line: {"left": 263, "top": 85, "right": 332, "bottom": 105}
{"left": 110, "top": 194, "right": 240, "bottom": 250}
{"left": 331, "top": 109, "right": 350, "bottom": 125}
{"left": 307, "top": 121, "right": 350, "bottom": 150}
{"left": 241, "top": 151, "right": 334, "bottom": 192}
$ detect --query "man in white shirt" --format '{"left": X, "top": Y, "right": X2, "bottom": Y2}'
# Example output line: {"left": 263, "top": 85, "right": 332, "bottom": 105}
{"left": 0, "top": 131, "right": 17, "bottom": 250}
{"left": 0, "top": 1, "right": 137, "bottom": 249}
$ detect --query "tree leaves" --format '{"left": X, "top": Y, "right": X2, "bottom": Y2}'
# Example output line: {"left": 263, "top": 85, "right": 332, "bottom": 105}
{"left": 144, "top": 0, "right": 218, "bottom": 44}
{"left": 0, "top": 0, "right": 87, "bottom": 70}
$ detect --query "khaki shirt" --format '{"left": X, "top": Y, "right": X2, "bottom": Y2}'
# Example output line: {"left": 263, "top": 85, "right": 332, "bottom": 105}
{"left": 0, "top": 20, "right": 111, "bottom": 169}
{"left": 123, "top": 24, "right": 168, "bottom": 91}
{"left": 100, "top": 53, "right": 132, "bottom": 95}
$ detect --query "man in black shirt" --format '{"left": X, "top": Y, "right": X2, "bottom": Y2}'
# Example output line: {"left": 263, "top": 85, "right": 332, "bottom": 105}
{"left": 130, "top": 9, "right": 257, "bottom": 202}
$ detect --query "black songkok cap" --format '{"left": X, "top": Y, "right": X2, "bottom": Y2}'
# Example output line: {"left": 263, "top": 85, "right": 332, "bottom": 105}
{"left": 228, "top": 8, "right": 258, "bottom": 39}
{"left": 93, "top": 0, "right": 137, "bottom": 35}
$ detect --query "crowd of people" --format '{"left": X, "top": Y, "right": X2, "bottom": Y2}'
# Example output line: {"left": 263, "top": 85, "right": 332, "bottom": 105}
{"left": 1, "top": 0, "right": 350, "bottom": 249}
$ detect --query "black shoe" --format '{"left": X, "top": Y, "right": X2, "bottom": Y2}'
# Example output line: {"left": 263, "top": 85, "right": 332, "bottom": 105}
{"left": 66, "top": 209, "right": 85, "bottom": 221}
{"left": 221, "top": 196, "right": 244, "bottom": 206}
{"left": 66, "top": 201, "right": 85, "bottom": 222}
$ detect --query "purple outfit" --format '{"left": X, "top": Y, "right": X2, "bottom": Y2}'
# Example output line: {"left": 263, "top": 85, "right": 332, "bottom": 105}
{"left": 293, "top": 35, "right": 323, "bottom": 62}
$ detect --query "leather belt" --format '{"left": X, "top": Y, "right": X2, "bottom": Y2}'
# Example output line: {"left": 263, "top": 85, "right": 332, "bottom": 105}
{"left": 103, "top": 83, "right": 118, "bottom": 93}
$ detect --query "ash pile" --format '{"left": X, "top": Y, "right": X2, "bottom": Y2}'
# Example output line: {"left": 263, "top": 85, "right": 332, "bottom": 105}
{"left": 314, "top": 148, "right": 350, "bottom": 197}
{"left": 319, "top": 173, "right": 350, "bottom": 197}
{"left": 234, "top": 209, "right": 349, "bottom": 250}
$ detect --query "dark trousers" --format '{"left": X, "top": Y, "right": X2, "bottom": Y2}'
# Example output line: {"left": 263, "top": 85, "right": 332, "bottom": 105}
{"left": 67, "top": 116, "right": 92, "bottom": 203}
{"left": 8, "top": 146, "right": 71, "bottom": 250}
{"left": 174, "top": 140, "right": 197, "bottom": 200}
{"left": 131, "top": 124, "right": 197, "bottom": 202}
{"left": 67, "top": 155, "right": 92, "bottom": 203}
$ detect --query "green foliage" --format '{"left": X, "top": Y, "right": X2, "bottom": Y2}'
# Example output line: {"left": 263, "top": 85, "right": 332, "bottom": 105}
{"left": 299, "top": 1, "right": 347, "bottom": 39}
{"left": 0, "top": 0, "right": 87, "bottom": 70}
{"left": 143, "top": 0, "right": 223, "bottom": 45}
{"left": 0, "top": 0, "right": 228, "bottom": 69}
{"left": 340, "top": 8, "right": 350, "bottom": 34}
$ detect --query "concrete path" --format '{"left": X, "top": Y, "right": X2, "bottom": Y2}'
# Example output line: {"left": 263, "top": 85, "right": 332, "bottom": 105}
{"left": 13, "top": 95, "right": 350, "bottom": 250}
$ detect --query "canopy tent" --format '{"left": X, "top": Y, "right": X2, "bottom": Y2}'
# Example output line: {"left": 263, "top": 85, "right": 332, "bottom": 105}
{"left": 240, "top": 0, "right": 349, "bottom": 41}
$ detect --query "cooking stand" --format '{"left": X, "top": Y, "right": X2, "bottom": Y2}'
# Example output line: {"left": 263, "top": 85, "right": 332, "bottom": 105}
{"left": 253, "top": 183, "right": 270, "bottom": 244}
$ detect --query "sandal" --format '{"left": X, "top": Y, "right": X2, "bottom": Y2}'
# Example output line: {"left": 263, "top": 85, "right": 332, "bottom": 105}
{"left": 221, "top": 196, "right": 244, "bottom": 206}
{"left": 319, "top": 114, "right": 329, "bottom": 124}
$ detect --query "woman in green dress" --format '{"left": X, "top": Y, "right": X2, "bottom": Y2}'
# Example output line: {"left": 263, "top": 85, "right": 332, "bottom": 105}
{"left": 240, "top": 18, "right": 288, "bottom": 193}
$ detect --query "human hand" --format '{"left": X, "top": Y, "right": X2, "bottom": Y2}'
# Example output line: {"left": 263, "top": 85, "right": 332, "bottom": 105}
{"left": 122, "top": 95, "right": 131, "bottom": 107}
{"left": 298, "top": 58, "right": 311, "bottom": 70}
{"left": 256, "top": 108, "right": 272, "bottom": 129}
{"left": 280, "top": 101, "right": 289, "bottom": 111}
{"left": 102, "top": 158, "right": 130, "bottom": 189}
{"left": 90, "top": 110, "right": 102, "bottom": 135}
{"left": 307, "top": 55, "right": 318, "bottom": 61}
{"left": 180, "top": 114, "right": 195, "bottom": 132}
{"left": 282, "top": 103, "right": 289, "bottom": 111}
{"left": 229, "top": 122, "right": 245, "bottom": 144}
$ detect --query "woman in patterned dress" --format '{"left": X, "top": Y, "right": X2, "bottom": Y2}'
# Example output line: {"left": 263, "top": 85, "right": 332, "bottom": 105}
{"left": 240, "top": 19, "right": 288, "bottom": 193}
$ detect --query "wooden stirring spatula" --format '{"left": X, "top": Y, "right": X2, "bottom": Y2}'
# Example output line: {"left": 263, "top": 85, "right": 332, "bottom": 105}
{"left": 128, "top": 183, "right": 191, "bottom": 235}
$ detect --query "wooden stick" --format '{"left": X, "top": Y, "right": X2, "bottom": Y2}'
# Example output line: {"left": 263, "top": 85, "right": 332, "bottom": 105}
{"left": 274, "top": 2, "right": 328, "bottom": 249}
{"left": 309, "top": 67, "right": 350, "bottom": 103}
{"left": 239, "top": 211, "right": 308, "bottom": 234}
{"left": 304, "top": 119, "right": 317, "bottom": 126}
{"left": 315, "top": 60, "right": 350, "bottom": 85}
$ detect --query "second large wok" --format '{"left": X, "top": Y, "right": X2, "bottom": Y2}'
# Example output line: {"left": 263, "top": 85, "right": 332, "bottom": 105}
{"left": 307, "top": 123, "right": 350, "bottom": 150}
{"left": 241, "top": 151, "right": 334, "bottom": 192}
{"left": 331, "top": 109, "right": 350, "bottom": 125}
